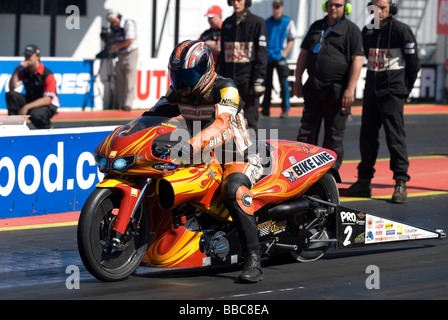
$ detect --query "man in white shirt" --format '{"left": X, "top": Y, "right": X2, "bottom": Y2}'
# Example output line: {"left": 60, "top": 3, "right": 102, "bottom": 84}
{"left": 107, "top": 9, "right": 139, "bottom": 111}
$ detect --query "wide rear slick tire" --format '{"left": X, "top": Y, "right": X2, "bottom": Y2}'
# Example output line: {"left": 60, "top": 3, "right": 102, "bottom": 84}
{"left": 290, "top": 173, "right": 339, "bottom": 262}
{"left": 77, "top": 188, "right": 149, "bottom": 282}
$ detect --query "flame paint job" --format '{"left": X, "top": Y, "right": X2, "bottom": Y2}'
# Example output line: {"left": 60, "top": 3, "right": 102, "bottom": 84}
{"left": 142, "top": 190, "right": 206, "bottom": 268}
{"left": 93, "top": 118, "right": 336, "bottom": 268}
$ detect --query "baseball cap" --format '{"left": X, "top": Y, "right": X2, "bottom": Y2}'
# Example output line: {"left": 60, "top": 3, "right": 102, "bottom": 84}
{"left": 273, "top": 0, "right": 284, "bottom": 6}
{"left": 204, "top": 5, "right": 222, "bottom": 17}
{"left": 24, "top": 44, "right": 40, "bottom": 56}
{"left": 106, "top": 9, "right": 119, "bottom": 20}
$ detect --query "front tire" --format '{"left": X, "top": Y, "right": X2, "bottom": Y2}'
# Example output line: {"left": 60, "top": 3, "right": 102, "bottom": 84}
{"left": 77, "top": 188, "right": 149, "bottom": 282}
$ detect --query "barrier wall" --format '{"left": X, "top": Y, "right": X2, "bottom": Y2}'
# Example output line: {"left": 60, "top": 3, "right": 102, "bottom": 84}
{"left": 0, "top": 126, "right": 116, "bottom": 219}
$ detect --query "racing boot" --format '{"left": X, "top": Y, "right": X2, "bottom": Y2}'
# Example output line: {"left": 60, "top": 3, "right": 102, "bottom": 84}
{"left": 339, "top": 178, "right": 372, "bottom": 198}
{"left": 392, "top": 180, "right": 407, "bottom": 204}
{"left": 239, "top": 250, "right": 263, "bottom": 283}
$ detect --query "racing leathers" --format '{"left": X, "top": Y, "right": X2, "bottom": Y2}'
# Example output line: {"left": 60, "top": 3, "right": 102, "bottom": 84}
{"left": 217, "top": 10, "right": 268, "bottom": 132}
{"left": 146, "top": 75, "right": 263, "bottom": 277}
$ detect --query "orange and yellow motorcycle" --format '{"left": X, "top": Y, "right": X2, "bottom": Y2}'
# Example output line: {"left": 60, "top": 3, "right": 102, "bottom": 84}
{"left": 77, "top": 116, "right": 445, "bottom": 282}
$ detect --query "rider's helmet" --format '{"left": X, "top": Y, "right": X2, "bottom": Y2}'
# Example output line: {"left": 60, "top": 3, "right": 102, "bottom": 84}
{"left": 168, "top": 40, "right": 217, "bottom": 98}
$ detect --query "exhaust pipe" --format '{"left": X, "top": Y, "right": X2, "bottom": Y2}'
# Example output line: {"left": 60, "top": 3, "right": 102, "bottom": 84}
{"left": 268, "top": 199, "right": 310, "bottom": 217}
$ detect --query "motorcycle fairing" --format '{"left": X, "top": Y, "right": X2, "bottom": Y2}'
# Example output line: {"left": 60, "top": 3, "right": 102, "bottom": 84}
{"left": 96, "top": 178, "right": 142, "bottom": 234}
{"left": 156, "top": 161, "right": 228, "bottom": 219}
{"left": 95, "top": 120, "right": 178, "bottom": 177}
{"left": 336, "top": 204, "right": 445, "bottom": 249}
{"left": 142, "top": 193, "right": 207, "bottom": 268}
{"left": 251, "top": 140, "right": 336, "bottom": 210}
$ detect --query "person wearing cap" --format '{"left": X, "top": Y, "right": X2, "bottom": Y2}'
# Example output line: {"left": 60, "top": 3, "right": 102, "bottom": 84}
{"left": 261, "top": 0, "right": 297, "bottom": 119}
{"left": 200, "top": 5, "right": 223, "bottom": 65}
{"left": 217, "top": 0, "right": 267, "bottom": 133}
{"left": 106, "top": 9, "right": 139, "bottom": 111}
{"left": 7, "top": 44, "right": 59, "bottom": 129}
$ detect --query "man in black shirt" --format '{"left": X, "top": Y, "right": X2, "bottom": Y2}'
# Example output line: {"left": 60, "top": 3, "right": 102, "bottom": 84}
{"left": 293, "top": 0, "right": 363, "bottom": 170}
{"left": 200, "top": 5, "right": 223, "bottom": 65}
{"left": 340, "top": 0, "right": 420, "bottom": 203}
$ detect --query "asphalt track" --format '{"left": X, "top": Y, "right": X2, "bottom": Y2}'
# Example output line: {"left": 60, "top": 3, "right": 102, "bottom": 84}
{"left": 0, "top": 104, "right": 447, "bottom": 304}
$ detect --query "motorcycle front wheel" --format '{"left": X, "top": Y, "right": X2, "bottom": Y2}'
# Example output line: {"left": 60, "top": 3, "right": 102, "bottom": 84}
{"left": 290, "top": 172, "right": 339, "bottom": 262}
{"left": 77, "top": 188, "right": 149, "bottom": 282}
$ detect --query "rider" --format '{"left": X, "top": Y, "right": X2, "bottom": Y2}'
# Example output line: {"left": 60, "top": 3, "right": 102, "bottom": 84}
{"left": 146, "top": 40, "right": 264, "bottom": 283}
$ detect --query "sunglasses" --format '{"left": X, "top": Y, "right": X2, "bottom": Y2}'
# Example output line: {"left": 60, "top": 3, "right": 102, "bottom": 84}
{"left": 327, "top": 3, "right": 344, "bottom": 8}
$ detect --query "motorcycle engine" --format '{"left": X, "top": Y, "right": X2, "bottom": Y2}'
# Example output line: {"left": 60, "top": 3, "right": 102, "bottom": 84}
{"left": 200, "top": 231, "right": 230, "bottom": 260}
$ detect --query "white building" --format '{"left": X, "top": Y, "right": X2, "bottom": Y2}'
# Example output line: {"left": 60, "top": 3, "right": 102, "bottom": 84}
{"left": 0, "top": 0, "right": 441, "bottom": 61}
{"left": 0, "top": 0, "right": 445, "bottom": 108}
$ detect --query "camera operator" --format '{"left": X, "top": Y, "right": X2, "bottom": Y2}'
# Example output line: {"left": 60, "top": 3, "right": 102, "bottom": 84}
{"left": 106, "top": 9, "right": 139, "bottom": 111}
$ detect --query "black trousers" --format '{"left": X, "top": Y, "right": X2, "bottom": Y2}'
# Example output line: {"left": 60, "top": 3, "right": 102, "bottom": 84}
{"left": 297, "top": 79, "right": 350, "bottom": 170}
{"left": 235, "top": 81, "right": 259, "bottom": 133}
{"left": 222, "top": 172, "right": 259, "bottom": 253}
{"left": 261, "top": 59, "right": 290, "bottom": 113}
{"left": 357, "top": 91, "right": 410, "bottom": 182}
{"left": 6, "top": 92, "right": 57, "bottom": 129}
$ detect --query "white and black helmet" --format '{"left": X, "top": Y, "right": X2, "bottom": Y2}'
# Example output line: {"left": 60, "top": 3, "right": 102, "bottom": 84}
{"left": 168, "top": 40, "right": 217, "bottom": 97}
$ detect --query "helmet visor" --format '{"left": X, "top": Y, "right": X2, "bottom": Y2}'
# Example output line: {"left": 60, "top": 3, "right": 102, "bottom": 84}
{"left": 169, "top": 66, "right": 206, "bottom": 96}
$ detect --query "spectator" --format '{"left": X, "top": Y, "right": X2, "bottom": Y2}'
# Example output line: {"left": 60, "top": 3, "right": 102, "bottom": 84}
{"left": 293, "top": 0, "right": 363, "bottom": 170}
{"left": 200, "top": 5, "right": 223, "bottom": 65}
{"left": 340, "top": 0, "right": 420, "bottom": 204}
{"left": 261, "top": 0, "right": 297, "bottom": 118}
{"left": 107, "top": 9, "right": 139, "bottom": 111}
{"left": 6, "top": 44, "right": 59, "bottom": 129}
{"left": 217, "top": 0, "right": 267, "bottom": 133}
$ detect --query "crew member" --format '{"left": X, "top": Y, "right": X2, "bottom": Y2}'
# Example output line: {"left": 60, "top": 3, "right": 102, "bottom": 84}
{"left": 293, "top": 0, "right": 363, "bottom": 170}
{"left": 217, "top": 0, "right": 268, "bottom": 133}
{"left": 341, "top": 0, "right": 420, "bottom": 203}
{"left": 200, "top": 5, "right": 223, "bottom": 65}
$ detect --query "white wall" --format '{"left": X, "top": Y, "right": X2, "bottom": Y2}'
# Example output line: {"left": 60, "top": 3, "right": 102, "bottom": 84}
{"left": 0, "top": 0, "right": 441, "bottom": 63}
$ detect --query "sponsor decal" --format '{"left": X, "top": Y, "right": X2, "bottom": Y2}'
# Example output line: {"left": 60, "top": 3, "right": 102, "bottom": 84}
{"left": 224, "top": 41, "right": 254, "bottom": 63}
{"left": 152, "top": 163, "right": 178, "bottom": 171}
{"left": 367, "top": 48, "right": 404, "bottom": 72}
{"left": 281, "top": 151, "right": 334, "bottom": 182}
{"left": 257, "top": 220, "right": 287, "bottom": 236}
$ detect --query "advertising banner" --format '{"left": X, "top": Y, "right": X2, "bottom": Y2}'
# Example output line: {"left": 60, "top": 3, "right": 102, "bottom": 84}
{"left": 0, "top": 127, "right": 115, "bottom": 219}
{"left": 438, "top": 0, "right": 448, "bottom": 34}
{"left": 0, "top": 58, "right": 94, "bottom": 111}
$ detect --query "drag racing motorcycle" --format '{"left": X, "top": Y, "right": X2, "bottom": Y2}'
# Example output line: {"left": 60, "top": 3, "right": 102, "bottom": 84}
{"left": 77, "top": 116, "right": 445, "bottom": 282}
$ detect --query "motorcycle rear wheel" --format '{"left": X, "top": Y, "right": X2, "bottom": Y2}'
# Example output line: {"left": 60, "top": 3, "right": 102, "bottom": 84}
{"left": 290, "top": 172, "right": 339, "bottom": 262}
{"left": 77, "top": 188, "right": 149, "bottom": 282}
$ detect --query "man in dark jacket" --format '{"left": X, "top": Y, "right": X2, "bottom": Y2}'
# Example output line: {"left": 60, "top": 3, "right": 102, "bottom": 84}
{"left": 217, "top": 0, "right": 267, "bottom": 133}
{"left": 340, "top": 0, "right": 420, "bottom": 204}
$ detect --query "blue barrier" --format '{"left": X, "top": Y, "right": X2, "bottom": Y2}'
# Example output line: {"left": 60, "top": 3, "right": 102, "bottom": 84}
{"left": 0, "top": 126, "right": 116, "bottom": 219}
